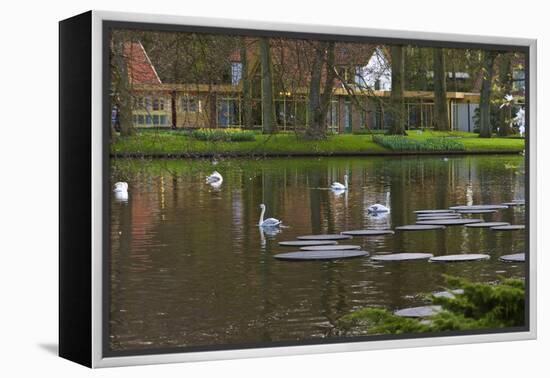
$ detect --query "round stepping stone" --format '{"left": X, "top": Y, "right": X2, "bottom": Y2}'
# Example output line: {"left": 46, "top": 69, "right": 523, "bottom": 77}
{"left": 341, "top": 229, "right": 395, "bottom": 236}
{"left": 416, "top": 215, "right": 461, "bottom": 221}
{"left": 456, "top": 209, "right": 497, "bottom": 214}
{"left": 370, "top": 253, "right": 433, "bottom": 261}
{"left": 279, "top": 240, "right": 338, "bottom": 247}
{"left": 274, "top": 250, "right": 368, "bottom": 261}
{"left": 394, "top": 305, "right": 442, "bottom": 318}
{"left": 491, "top": 225, "right": 525, "bottom": 231}
{"left": 416, "top": 219, "right": 483, "bottom": 226}
{"left": 502, "top": 202, "right": 525, "bottom": 206}
{"left": 414, "top": 209, "right": 456, "bottom": 214}
{"left": 300, "top": 244, "right": 361, "bottom": 251}
{"left": 449, "top": 205, "right": 509, "bottom": 211}
{"left": 465, "top": 221, "right": 510, "bottom": 228}
{"left": 433, "top": 289, "right": 464, "bottom": 299}
{"left": 297, "top": 234, "right": 352, "bottom": 241}
{"left": 417, "top": 212, "right": 459, "bottom": 217}
{"left": 396, "top": 225, "right": 446, "bottom": 231}
{"left": 429, "top": 254, "right": 490, "bottom": 263}
{"left": 499, "top": 253, "right": 525, "bottom": 262}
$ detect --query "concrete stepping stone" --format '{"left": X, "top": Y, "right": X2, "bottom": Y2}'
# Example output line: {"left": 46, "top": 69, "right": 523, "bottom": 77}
{"left": 449, "top": 205, "right": 509, "bottom": 211}
{"left": 432, "top": 289, "right": 464, "bottom": 299}
{"left": 416, "top": 215, "right": 461, "bottom": 221}
{"left": 465, "top": 222, "right": 510, "bottom": 228}
{"left": 416, "top": 218, "right": 483, "bottom": 226}
{"left": 370, "top": 253, "right": 433, "bottom": 261}
{"left": 502, "top": 202, "right": 525, "bottom": 206}
{"left": 414, "top": 209, "right": 457, "bottom": 214}
{"left": 274, "top": 250, "right": 368, "bottom": 261}
{"left": 394, "top": 305, "right": 442, "bottom": 318}
{"left": 456, "top": 209, "right": 497, "bottom": 214}
{"left": 499, "top": 253, "right": 525, "bottom": 262}
{"left": 341, "top": 229, "right": 395, "bottom": 236}
{"left": 297, "top": 234, "right": 352, "bottom": 241}
{"left": 279, "top": 240, "right": 338, "bottom": 247}
{"left": 491, "top": 225, "right": 525, "bottom": 231}
{"left": 300, "top": 244, "right": 361, "bottom": 251}
{"left": 396, "top": 225, "right": 446, "bottom": 231}
{"left": 429, "top": 254, "right": 490, "bottom": 263}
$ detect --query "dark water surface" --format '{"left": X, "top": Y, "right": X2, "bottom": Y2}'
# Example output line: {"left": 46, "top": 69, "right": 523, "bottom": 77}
{"left": 109, "top": 155, "right": 526, "bottom": 352}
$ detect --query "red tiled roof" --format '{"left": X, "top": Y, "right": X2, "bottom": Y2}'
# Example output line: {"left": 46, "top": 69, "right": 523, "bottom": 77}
{"left": 124, "top": 41, "right": 161, "bottom": 85}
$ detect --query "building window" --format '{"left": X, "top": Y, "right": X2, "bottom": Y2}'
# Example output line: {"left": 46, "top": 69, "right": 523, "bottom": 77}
{"left": 512, "top": 69, "right": 525, "bottom": 92}
{"left": 152, "top": 98, "right": 165, "bottom": 111}
{"left": 231, "top": 62, "right": 243, "bottom": 86}
{"left": 217, "top": 98, "right": 241, "bottom": 127}
{"left": 182, "top": 95, "right": 200, "bottom": 113}
{"left": 160, "top": 115, "right": 167, "bottom": 125}
{"left": 327, "top": 100, "right": 339, "bottom": 133}
{"left": 138, "top": 115, "right": 145, "bottom": 125}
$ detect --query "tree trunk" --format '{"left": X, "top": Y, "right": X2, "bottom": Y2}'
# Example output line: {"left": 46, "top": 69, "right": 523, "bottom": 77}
{"left": 388, "top": 45, "right": 406, "bottom": 135}
{"left": 433, "top": 48, "right": 449, "bottom": 131}
{"left": 306, "top": 42, "right": 335, "bottom": 140}
{"left": 112, "top": 37, "right": 135, "bottom": 137}
{"left": 259, "top": 37, "right": 275, "bottom": 133}
{"left": 171, "top": 90, "right": 177, "bottom": 129}
{"left": 479, "top": 51, "right": 497, "bottom": 138}
{"left": 240, "top": 39, "right": 253, "bottom": 129}
{"left": 498, "top": 53, "right": 514, "bottom": 136}
{"left": 307, "top": 46, "right": 323, "bottom": 139}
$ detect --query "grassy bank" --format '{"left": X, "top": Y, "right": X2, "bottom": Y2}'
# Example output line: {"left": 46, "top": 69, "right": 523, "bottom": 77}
{"left": 111, "top": 130, "right": 525, "bottom": 157}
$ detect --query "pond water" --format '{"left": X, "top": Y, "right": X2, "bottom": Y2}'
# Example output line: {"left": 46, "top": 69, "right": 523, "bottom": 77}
{"left": 109, "top": 155, "right": 526, "bottom": 352}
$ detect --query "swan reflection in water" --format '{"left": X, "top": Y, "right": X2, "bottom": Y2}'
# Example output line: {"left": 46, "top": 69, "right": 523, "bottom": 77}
{"left": 259, "top": 226, "right": 282, "bottom": 247}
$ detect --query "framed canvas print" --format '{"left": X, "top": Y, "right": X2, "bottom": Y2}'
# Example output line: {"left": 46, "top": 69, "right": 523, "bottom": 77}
{"left": 59, "top": 10, "right": 537, "bottom": 368}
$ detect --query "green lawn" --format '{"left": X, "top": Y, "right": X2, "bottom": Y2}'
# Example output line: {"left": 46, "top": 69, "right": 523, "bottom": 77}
{"left": 111, "top": 129, "right": 525, "bottom": 157}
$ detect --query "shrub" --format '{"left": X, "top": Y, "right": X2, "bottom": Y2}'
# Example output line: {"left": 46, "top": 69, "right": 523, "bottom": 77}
{"left": 372, "top": 135, "right": 466, "bottom": 152}
{"left": 336, "top": 276, "right": 525, "bottom": 336}
{"left": 190, "top": 128, "right": 256, "bottom": 142}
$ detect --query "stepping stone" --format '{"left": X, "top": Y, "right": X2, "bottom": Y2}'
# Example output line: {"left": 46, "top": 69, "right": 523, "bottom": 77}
{"left": 433, "top": 289, "right": 464, "bottom": 299}
{"left": 341, "top": 229, "right": 395, "bottom": 236}
{"left": 456, "top": 209, "right": 497, "bottom": 214}
{"left": 502, "top": 202, "right": 525, "bottom": 206}
{"left": 416, "top": 219, "right": 483, "bottom": 226}
{"left": 414, "top": 209, "right": 457, "bottom": 214}
{"left": 449, "top": 205, "right": 509, "bottom": 211}
{"left": 274, "top": 250, "right": 368, "bottom": 261}
{"left": 394, "top": 305, "right": 442, "bottom": 318}
{"left": 396, "top": 225, "right": 446, "bottom": 231}
{"left": 279, "top": 240, "right": 338, "bottom": 247}
{"left": 300, "top": 244, "right": 361, "bottom": 251}
{"left": 417, "top": 212, "right": 459, "bottom": 218}
{"left": 491, "top": 225, "right": 525, "bottom": 231}
{"left": 297, "top": 234, "right": 352, "bottom": 241}
{"left": 370, "top": 253, "right": 433, "bottom": 261}
{"left": 499, "top": 253, "right": 525, "bottom": 262}
{"left": 429, "top": 254, "right": 490, "bottom": 263}
{"left": 465, "top": 221, "right": 510, "bottom": 228}
{"left": 416, "top": 215, "right": 461, "bottom": 221}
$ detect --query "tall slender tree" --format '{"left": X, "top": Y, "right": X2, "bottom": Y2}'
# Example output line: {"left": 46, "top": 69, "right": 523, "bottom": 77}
{"left": 433, "top": 47, "right": 449, "bottom": 131}
{"left": 240, "top": 38, "right": 253, "bottom": 129}
{"left": 388, "top": 45, "right": 406, "bottom": 135}
{"left": 111, "top": 32, "right": 135, "bottom": 136}
{"left": 479, "top": 50, "right": 498, "bottom": 138}
{"left": 497, "top": 53, "right": 514, "bottom": 136}
{"left": 259, "top": 37, "right": 275, "bottom": 133}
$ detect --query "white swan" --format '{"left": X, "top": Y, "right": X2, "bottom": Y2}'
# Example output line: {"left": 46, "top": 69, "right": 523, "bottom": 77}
{"left": 331, "top": 174, "right": 348, "bottom": 191}
{"left": 113, "top": 182, "right": 128, "bottom": 193}
{"left": 206, "top": 171, "right": 223, "bottom": 185}
{"left": 368, "top": 192, "right": 390, "bottom": 213}
{"left": 258, "top": 204, "right": 282, "bottom": 227}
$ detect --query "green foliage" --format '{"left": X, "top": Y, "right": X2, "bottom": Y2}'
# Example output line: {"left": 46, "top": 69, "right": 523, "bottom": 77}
{"left": 337, "top": 276, "right": 525, "bottom": 336}
{"left": 373, "top": 135, "right": 466, "bottom": 152}
{"left": 190, "top": 128, "right": 256, "bottom": 142}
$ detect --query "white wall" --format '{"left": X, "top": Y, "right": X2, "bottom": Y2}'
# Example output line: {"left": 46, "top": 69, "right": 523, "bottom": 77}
{"left": 0, "top": 0, "right": 546, "bottom": 377}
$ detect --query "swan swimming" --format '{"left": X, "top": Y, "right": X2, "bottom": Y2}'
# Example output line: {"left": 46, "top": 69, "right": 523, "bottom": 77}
{"left": 113, "top": 182, "right": 128, "bottom": 193}
{"left": 206, "top": 171, "right": 223, "bottom": 185}
{"left": 331, "top": 174, "right": 348, "bottom": 191}
{"left": 368, "top": 192, "right": 391, "bottom": 213}
{"left": 258, "top": 204, "right": 282, "bottom": 227}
